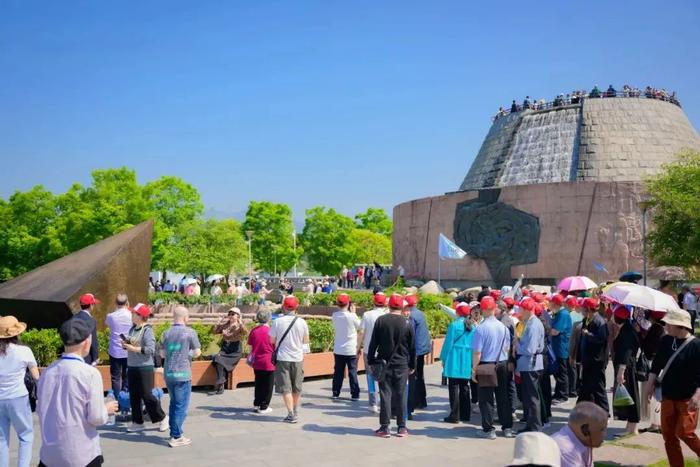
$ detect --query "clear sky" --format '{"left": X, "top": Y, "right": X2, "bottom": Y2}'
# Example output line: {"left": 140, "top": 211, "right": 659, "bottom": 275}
{"left": 1, "top": 1, "right": 699, "bottom": 221}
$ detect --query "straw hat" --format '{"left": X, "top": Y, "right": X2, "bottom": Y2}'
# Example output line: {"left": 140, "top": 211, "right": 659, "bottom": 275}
{"left": 0, "top": 316, "right": 28, "bottom": 338}
{"left": 508, "top": 432, "right": 561, "bottom": 467}
{"left": 662, "top": 308, "right": 692, "bottom": 330}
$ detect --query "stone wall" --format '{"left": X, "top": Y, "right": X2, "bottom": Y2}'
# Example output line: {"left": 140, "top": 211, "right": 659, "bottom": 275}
{"left": 393, "top": 181, "right": 646, "bottom": 287}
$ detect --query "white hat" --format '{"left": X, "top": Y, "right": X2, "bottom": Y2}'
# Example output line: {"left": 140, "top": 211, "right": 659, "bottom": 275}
{"left": 508, "top": 432, "right": 561, "bottom": 467}
{"left": 662, "top": 308, "right": 692, "bottom": 330}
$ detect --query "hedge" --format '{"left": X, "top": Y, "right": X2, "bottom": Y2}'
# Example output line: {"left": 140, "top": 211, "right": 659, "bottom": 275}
{"left": 149, "top": 292, "right": 260, "bottom": 306}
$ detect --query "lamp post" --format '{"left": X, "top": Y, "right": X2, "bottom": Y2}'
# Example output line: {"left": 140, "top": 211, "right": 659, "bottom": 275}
{"left": 292, "top": 229, "right": 298, "bottom": 278}
{"left": 245, "top": 230, "right": 253, "bottom": 285}
{"left": 639, "top": 199, "right": 652, "bottom": 286}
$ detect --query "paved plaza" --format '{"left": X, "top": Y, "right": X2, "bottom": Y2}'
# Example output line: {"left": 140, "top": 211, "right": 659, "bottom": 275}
{"left": 8, "top": 363, "right": 684, "bottom": 466}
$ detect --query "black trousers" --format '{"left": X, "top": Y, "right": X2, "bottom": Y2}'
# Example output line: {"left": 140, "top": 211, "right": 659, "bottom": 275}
{"left": 447, "top": 377, "right": 470, "bottom": 421}
{"left": 553, "top": 358, "right": 570, "bottom": 399}
{"left": 127, "top": 367, "right": 165, "bottom": 425}
{"left": 578, "top": 362, "right": 609, "bottom": 413}
{"left": 539, "top": 370, "right": 552, "bottom": 422}
{"left": 568, "top": 362, "right": 580, "bottom": 397}
{"left": 521, "top": 371, "right": 542, "bottom": 431}
{"left": 379, "top": 366, "right": 408, "bottom": 428}
{"left": 470, "top": 380, "right": 479, "bottom": 403}
{"left": 408, "top": 354, "right": 427, "bottom": 412}
{"left": 40, "top": 455, "right": 103, "bottom": 467}
{"left": 332, "top": 354, "right": 360, "bottom": 398}
{"left": 477, "top": 361, "right": 513, "bottom": 432}
{"left": 109, "top": 357, "right": 128, "bottom": 393}
{"left": 253, "top": 369, "right": 275, "bottom": 410}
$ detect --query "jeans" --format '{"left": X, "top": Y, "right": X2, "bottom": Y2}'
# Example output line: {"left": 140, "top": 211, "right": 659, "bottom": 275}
{"left": 379, "top": 366, "right": 409, "bottom": 429}
{"left": 363, "top": 354, "right": 378, "bottom": 406}
{"left": 0, "top": 396, "right": 33, "bottom": 467}
{"left": 477, "top": 361, "right": 513, "bottom": 432}
{"left": 166, "top": 380, "right": 192, "bottom": 439}
{"left": 109, "top": 357, "right": 128, "bottom": 393}
{"left": 661, "top": 399, "right": 700, "bottom": 467}
{"left": 553, "top": 357, "right": 570, "bottom": 399}
{"left": 332, "top": 354, "right": 360, "bottom": 398}
{"left": 253, "top": 370, "right": 274, "bottom": 410}
{"left": 408, "top": 354, "right": 427, "bottom": 412}
{"left": 521, "top": 371, "right": 542, "bottom": 431}
{"left": 127, "top": 367, "right": 165, "bottom": 425}
{"left": 447, "top": 378, "right": 471, "bottom": 421}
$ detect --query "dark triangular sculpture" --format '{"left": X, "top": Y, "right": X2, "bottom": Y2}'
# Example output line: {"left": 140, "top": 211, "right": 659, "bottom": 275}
{"left": 0, "top": 220, "right": 153, "bottom": 329}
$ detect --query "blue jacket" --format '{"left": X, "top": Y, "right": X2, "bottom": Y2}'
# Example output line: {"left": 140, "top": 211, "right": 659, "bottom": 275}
{"left": 439, "top": 318, "right": 474, "bottom": 379}
{"left": 410, "top": 307, "right": 431, "bottom": 356}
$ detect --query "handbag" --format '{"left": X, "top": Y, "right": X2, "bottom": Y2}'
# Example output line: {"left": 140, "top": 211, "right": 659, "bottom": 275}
{"left": 635, "top": 352, "right": 650, "bottom": 382}
{"left": 271, "top": 317, "right": 298, "bottom": 366}
{"left": 24, "top": 369, "right": 37, "bottom": 412}
{"left": 476, "top": 332, "right": 508, "bottom": 388}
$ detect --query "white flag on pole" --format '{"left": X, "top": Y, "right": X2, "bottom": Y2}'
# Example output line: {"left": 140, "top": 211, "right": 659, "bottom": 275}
{"left": 438, "top": 233, "right": 467, "bottom": 259}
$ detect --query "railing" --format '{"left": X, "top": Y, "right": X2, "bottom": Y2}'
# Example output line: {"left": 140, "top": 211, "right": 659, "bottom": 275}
{"left": 493, "top": 88, "right": 681, "bottom": 121}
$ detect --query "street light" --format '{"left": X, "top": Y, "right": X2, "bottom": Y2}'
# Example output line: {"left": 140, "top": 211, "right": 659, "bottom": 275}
{"left": 639, "top": 199, "right": 653, "bottom": 286}
{"left": 245, "top": 230, "right": 253, "bottom": 285}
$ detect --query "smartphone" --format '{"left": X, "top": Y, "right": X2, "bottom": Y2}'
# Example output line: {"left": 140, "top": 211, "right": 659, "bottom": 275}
{"left": 119, "top": 333, "right": 127, "bottom": 342}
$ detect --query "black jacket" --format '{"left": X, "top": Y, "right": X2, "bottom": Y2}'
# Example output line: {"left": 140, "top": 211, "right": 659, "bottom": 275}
{"left": 578, "top": 313, "right": 609, "bottom": 366}
{"left": 367, "top": 313, "right": 416, "bottom": 370}
{"left": 72, "top": 310, "right": 99, "bottom": 364}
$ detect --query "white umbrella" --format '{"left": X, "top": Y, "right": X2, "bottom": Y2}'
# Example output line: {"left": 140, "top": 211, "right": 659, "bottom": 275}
{"left": 206, "top": 274, "right": 224, "bottom": 282}
{"left": 182, "top": 277, "right": 198, "bottom": 286}
{"left": 603, "top": 283, "right": 681, "bottom": 313}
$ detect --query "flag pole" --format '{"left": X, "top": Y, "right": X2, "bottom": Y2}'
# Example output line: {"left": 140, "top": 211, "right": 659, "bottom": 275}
{"left": 438, "top": 255, "right": 441, "bottom": 288}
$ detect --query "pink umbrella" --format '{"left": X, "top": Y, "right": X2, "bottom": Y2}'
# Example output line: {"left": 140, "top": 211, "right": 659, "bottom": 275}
{"left": 557, "top": 275, "right": 598, "bottom": 292}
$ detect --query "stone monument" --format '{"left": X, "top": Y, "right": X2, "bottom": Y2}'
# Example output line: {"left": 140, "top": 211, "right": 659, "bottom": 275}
{"left": 0, "top": 220, "right": 153, "bottom": 329}
{"left": 393, "top": 95, "right": 700, "bottom": 287}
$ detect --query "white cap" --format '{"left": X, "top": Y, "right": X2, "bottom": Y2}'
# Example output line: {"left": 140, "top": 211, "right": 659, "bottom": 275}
{"left": 508, "top": 432, "right": 561, "bottom": 467}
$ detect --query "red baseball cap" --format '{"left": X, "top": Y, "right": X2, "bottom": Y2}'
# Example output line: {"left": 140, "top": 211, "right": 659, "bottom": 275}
{"left": 388, "top": 294, "right": 406, "bottom": 309}
{"left": 336, "top": 293, "right": 350, "bottom": 307}
{"left": 480, "top": 296, "right": 496, "bottom": 310}
{"left": 582, "top": 297, "right": 599, "bottom": 310}
{"left": 489, "top": 290, "right": 501, "bottom": 299}
{"left": 522, "top": 289, "right": 531, "bottom": 296}
{"left": 532, "top": 292, "right": 545, "bottom": 303}
{"left": 373, "top": 292, "right": 387, "bottom": 306}
{"left": 565, "top": 296, "right": 578, "bottom": 308}
{"left": 455, "top": 302, "right": 470, "bottom": 317}
{"left": 79, "top": 293, "right": 100, "bottom": 306}
{"left": 519, "top": 297, "right": 535, "bottom": 311}
{"left": 550, "top": 294, "right": 565, "bottom": 306}
{"left": 130, "top": 303, "right": 151, "bottom": 319}
{"left": 405, "top": 295, "right": 418, "bottom": 307}
{"left": 534, "top": 303, "right": 544, "bottom": 317}
{"left": 282, "top": 295, "right": 299, "bottom": 311}
{"left": 503, "top": 297, "right": 515, "bottom": 308}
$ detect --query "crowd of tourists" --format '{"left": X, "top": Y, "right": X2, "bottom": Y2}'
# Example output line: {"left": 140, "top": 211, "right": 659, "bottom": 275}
{"left": 493, "top": 83, "right": 682, "bottom": 120}
{"left": 1, "top": 278, "right": 700, "bottom": 466}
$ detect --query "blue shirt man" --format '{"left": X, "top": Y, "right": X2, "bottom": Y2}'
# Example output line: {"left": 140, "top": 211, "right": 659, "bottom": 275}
{"left": 406, "top": 297, "right": 431, "bottom": 413}
{"left": 471, "top": 316, "right": 510, "bottom": 363}
{"left": 516, "top": 316, "right": 545, "bottom": 373}
{"left": 516, "top": 303, "right": 546, "bottom": 432}
{"left": 551, "top": 307, "right": 572, "bottom": 359}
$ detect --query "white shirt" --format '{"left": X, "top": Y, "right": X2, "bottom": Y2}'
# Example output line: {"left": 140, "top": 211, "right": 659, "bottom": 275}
{"left": 270, "top": 314, "right": 309, "bottom": 363}
{"left": 332, "top": 309, "right": 361, "bottom": 356}
{"left": 0, "top": 343, "right": 37, "bottom": 400}
{"left": 359, "top": 307, "right": 388, "bottom": 354}
{"left": 38, "top": 354, "right": 107, "bottom": 467}
{"left": 105, "top": 307, "right": 132, "bottom": 359}
{"left": 683, "top": 292, "right": 697, "bottom": 312}
{"left": 236, "top": 285, "right": 247, "bottom": 298}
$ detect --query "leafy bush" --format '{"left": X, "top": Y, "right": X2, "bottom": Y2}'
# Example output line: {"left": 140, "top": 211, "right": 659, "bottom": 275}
{"left": 153, "top": 322, "right": 218, "bottom": 357}
{"left": 21, "top": 329, "right": 63, "bottom": 367}
{"left": 98, "top": 329, "right": 110, "bottom": 357}
{"left": 425, "top": 309, "right": 451, "bottom": 338}
{"left": 148, "top": 292, "right": 259, "bottom": 306}
{"left": 307, "top": 318, "right": 334, "bottom": 353}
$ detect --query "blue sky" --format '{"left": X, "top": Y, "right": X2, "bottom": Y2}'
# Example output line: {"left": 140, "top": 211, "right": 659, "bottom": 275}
{"left": 1, "top": 1, "right": 698, "bottom": 221}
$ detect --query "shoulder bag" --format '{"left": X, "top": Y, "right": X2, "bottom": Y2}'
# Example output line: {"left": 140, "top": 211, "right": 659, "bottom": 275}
{"left": 476, "top": 330, "right": 508, "bottom": 388}
{"left": 271, "top": 317, "right": 298, "bottom": 366}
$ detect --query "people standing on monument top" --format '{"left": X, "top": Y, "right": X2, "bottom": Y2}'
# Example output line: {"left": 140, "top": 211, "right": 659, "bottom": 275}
{"left": 606, "top": 84, "right": 616, "bottom": 97}
{"left": 510, "top": 100, "right": 518, "bottom": 113}
{"left": 522, "top": 96, "right": 531, "bottom": 110}
{"left": 105, "top": 294, "right": 132, "bottom": 394}
{"left": 72, "top": 293, "right": 100, "bottom": 366}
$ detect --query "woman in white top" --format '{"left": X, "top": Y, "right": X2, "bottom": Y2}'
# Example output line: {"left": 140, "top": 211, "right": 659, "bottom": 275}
{"left": 0, "top": 316, "right": 39, "bottom": 467}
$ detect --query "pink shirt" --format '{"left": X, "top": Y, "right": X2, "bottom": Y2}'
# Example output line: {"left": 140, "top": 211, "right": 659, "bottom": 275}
{"left": 551, "top": 425, "right": 591, "bottom": 467}
{"left": 247, "top": 325, "right": 275, "bottom": 371}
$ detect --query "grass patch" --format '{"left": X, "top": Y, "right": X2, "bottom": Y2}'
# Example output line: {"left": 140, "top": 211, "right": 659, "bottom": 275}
{"left": 648, "top": 459, "right": 700, "bottom": 467}
{"left": 606, "top": 439, "right": 655, "bottom": 451}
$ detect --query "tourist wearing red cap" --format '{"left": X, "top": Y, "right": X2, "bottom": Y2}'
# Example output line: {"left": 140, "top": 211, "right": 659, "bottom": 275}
{"left": 471, "top": 295, "right": 514, "bottom": 439}
{"left": 405, "top": 294, "right": 431, "bottom": 417}
{"left": 270, "top": 295, "right": 310, "bottom": 424}
{"left": 367, "top": 294, "right": 416, "bottom": 438}
{"left": 515, "top": 295, "right": 546, "bottom": 433}
{"left": 565, "top": 296, "right": 585, "bottom": 399}
{"left": 549, "top": 294, "right": 573, "bottom": 404}
{"left": 331, "top": 294, "right": 361, "bottom": 400}
{"left": 122, "top": 303, "right": 168, "bottom": 433}
{"left": 439, "top": 302, "right": 475, "bottom": 423}
{"left": 72, "top": 293, "right": 101, "bottom": 365}
{"left": 357, "top": 293, "right": 389, "bottom": 413}
{"left": 611, "top": 305, "right": 641, "bottom": 436}
{"left": 578, "top": 298, "right": 610, "bottom": 412}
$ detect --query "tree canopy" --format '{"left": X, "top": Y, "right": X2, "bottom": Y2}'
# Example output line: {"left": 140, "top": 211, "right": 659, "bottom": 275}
{"left": 241, "top": 201, "right": 301, "bottom": 275}
{"left": 646, "top": 150, "right": 700, "bottom": 270}
{"left": 301, "top": 207, "right": 356, "bottom": 275}
{"left": 354, "top": 207, "right": 393, "bottom": 237}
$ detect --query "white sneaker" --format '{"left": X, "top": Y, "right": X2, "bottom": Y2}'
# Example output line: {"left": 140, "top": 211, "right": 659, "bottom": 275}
{"left": 126, "top": 423, "right": 145, "bottom": 432}
{"left": 258, "top": 407, "right": 273, "bottom": 414}
{"left": 168, "top": 436, "right": 192, "bottom": 448}
{"left": 158, "top": 416, "right": 169, "bottom": 432}
{"left": 370, "top": 405, "right": 380, "bottom": 414}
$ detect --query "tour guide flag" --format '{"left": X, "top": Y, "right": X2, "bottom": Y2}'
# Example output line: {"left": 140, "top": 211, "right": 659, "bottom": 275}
{"left": 439, "top": 233, "right": 467, "bottom": 259}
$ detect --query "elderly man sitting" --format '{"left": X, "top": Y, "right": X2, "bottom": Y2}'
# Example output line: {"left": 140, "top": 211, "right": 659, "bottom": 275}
{"left": 551, "top": 401, "right": 608, "bottom": 467}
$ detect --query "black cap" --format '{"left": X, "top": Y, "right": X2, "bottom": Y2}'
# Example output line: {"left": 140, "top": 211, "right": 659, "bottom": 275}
{"left": 59, "top": 319, "right": 92, "bottom": 346}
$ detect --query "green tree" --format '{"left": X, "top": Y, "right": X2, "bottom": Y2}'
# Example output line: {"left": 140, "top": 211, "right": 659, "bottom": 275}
{"left": 301, "top": 207, "right": 355, "bottom": 275}
{"left": 241, "top": 201, "right": 301, "bottom": 274}
{"left": 162, "top": 219, "right": 247, "bottom": 280}
{"left": 348, "top": 228, "right": 392, "bottom": 265}
{"left": 646, "top": 150, "right": 700, "bottom": 269}
{"left": 354, "top": 207, "right": 392, "bottom": 237}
